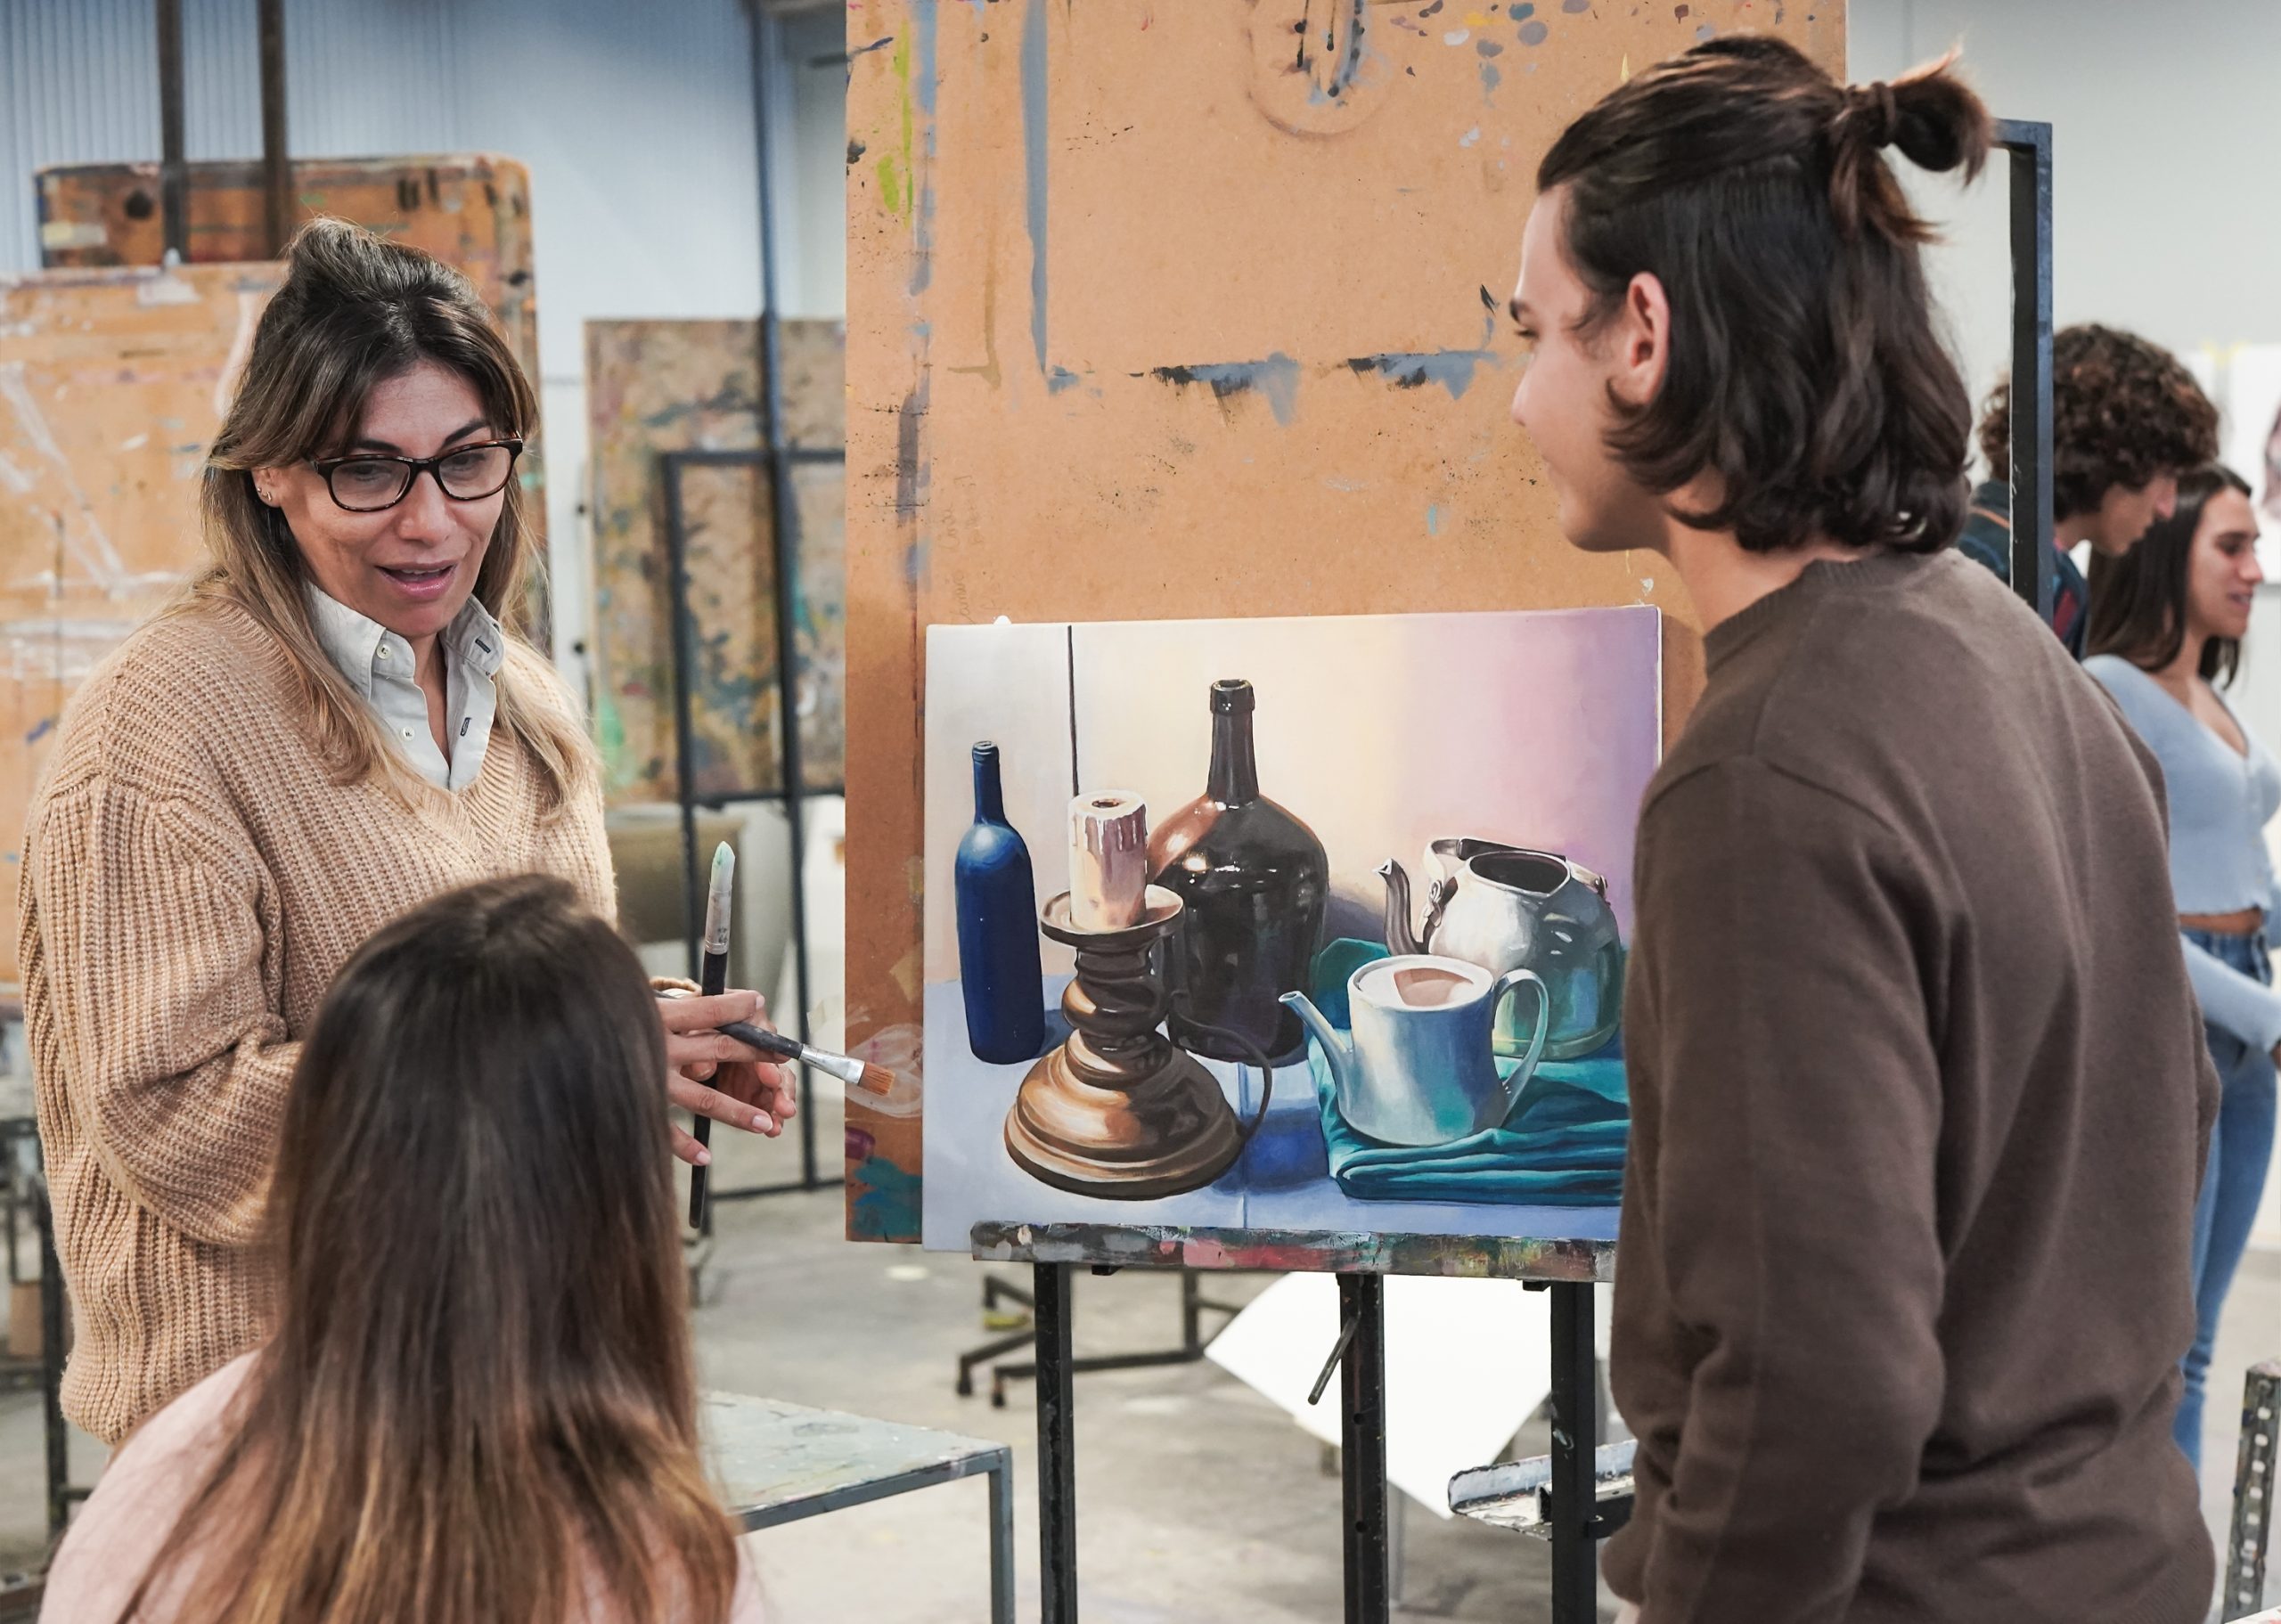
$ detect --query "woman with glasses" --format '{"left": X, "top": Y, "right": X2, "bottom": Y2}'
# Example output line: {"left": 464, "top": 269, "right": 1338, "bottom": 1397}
{"left": 18, "top": 218, "right": 795, "bottom": 1447}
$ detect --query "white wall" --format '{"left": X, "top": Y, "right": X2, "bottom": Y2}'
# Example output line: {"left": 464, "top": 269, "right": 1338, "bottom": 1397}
{"left": 0, "top": 0, "right": 847, "bottom": 705}
{"left": 1851, "top": 0, "right": 2281, "bottom": 413}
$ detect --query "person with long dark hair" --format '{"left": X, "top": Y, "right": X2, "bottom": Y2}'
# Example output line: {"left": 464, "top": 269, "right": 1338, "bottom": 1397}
{"left": 20, "top": 218, "right": 793, "bottom": 1447}
{"left": 41, "top": 875, "right": 763, "bottom": 1624}
{"left": 1506, "top": 35, "right": 2216, "bottom": 1621}
{"left": 2086, "top": 465, "right": 2277, "bottom": 1475}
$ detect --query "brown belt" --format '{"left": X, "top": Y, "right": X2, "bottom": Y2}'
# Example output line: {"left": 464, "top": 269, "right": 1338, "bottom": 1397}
{"left": 2180, "top": 908, "right": 2265, "bottom": 936}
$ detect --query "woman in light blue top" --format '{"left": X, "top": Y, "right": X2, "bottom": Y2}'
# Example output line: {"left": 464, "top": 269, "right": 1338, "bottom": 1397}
{"left": 2086, "top": 463, "right": 2276, "bottom": 1473}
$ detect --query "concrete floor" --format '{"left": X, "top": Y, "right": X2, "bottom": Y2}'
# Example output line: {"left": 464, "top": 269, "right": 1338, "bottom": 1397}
{"left": 3, "top": 1104, "right": 2277, "bottom": 1621}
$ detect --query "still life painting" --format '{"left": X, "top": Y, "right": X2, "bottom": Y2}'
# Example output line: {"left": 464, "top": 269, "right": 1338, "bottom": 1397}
{"left": 919, "top": 607, "right": 1661, "bottom": 1252}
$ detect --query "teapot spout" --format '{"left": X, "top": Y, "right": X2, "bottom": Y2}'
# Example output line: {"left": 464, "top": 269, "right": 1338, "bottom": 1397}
{"left": 1377, "top": 860, "right": 1426, "bottom": 956}
{"left": 1279, "top": 992, "right": 1356, "bottom": 1094}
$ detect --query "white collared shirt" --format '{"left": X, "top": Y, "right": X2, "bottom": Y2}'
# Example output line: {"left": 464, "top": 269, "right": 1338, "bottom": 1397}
{"left": 304, "top": 584, "right": 504, "bottom": 792}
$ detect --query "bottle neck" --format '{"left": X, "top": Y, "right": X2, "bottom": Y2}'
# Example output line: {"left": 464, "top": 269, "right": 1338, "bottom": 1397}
{"left": 1206, "top": 709, "right": 1259, "bottom": 804}
{"left": 973, "top": 751, "right": 1007, "bottom": 822}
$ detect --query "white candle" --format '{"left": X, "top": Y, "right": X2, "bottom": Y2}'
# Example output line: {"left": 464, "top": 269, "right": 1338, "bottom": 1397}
{"left": 1069, "top": 792, "right": 1149, "bottom": 930}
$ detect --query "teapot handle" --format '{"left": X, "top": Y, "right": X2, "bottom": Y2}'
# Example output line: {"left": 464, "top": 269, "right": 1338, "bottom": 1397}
{"left": 1170, "top": 995, "right": 1276, "bottom": 1146}
{"left": 1491, "top": 968, "right": 1552, "bottom": 1114}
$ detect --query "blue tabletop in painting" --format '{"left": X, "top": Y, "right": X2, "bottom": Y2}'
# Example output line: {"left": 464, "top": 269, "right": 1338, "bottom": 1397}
{"left": 920, "top": 943, "right": 1629, "bottom": 1251}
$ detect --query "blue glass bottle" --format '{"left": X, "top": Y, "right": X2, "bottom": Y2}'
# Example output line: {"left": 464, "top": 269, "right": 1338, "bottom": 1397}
{"left": 955, "top": 741, "right": 1047, "bottom": 1065}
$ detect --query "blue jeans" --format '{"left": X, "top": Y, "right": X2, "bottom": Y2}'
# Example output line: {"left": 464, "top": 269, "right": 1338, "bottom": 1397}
{"left": 2176, "top": 927, "right": 2279, "bottom": 1473}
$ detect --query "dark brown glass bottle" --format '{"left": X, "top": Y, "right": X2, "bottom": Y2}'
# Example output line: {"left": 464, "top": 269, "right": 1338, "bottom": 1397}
{"left": 1149, "top": 679, "right": 1329, "bottom": 1063}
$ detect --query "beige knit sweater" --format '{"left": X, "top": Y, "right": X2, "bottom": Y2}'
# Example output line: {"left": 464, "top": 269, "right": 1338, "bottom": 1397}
{"left": 18, "top": 600, "right": 615, "bottom": 1444}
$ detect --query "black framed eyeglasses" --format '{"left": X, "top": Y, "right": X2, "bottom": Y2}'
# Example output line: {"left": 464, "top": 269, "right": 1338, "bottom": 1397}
{"left": 309, "top": 438, "right": 524, "bottom": 513}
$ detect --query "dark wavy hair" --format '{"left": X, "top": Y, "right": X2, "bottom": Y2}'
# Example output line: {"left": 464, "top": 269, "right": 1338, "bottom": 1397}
{"left": 2086, "top": 464, "right": 2252, "bottom": 688}
{"left": 1978, "top": 324, "right": 2219, "bottom": 523}
{"left": 1537, "top": 35, "right": 1991, "bottom": 554}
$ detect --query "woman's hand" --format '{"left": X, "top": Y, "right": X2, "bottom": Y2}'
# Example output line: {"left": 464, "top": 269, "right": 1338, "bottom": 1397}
{"left": 658, "top": 991, "right": 800, "bottom": 1165}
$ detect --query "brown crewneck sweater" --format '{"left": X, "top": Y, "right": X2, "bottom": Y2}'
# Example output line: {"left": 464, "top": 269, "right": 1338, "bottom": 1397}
{"left": 19, "top": 600, "right": 614, "bottom": 1443}
{"left": 1606, "top": 549, "right": 2217, "bottom": 1622}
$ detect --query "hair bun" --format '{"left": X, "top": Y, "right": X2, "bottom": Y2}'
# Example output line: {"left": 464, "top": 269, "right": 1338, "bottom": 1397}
{"left": 1839, "top": 79, "right": 1901, "bottom": 149}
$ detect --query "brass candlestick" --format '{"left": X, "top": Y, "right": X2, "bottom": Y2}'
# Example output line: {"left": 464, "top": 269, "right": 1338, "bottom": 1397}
{"left": 1004, "top": 886, "right": 1268, "bottom": 1199}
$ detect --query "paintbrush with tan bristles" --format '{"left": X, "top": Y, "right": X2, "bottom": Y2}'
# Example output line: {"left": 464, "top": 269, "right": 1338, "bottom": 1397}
{"left": 660, "top": 983, "right": 895, "bottom": 1097}
{"left": 714, "top": 1017, "right": 897, "bottom": 1097}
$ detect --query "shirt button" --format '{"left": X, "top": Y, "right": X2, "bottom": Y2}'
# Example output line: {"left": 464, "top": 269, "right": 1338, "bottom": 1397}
{"left": 377, "top": 647, "right": 388, "bottom": 659}
{"left": 401, "top": 728, "right": 414, "bottom": 739}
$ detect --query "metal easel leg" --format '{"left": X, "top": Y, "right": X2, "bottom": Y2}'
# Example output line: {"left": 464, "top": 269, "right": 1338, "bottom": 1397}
{"left": 1549, "top": 1281, "right": 1598, "bottom": 1624}
{"left": 1339, "top": 1272, "right": 1389, "bottom": 1624}
{"left": 1035, "top": 1261, "right": 1079, "bottom": 1623}
{"left": 35, "top": 1176, "right": 70, "bottom": 1541}
{"left": 2227, "top": 1359, "right": 2281, "bottom": 1620}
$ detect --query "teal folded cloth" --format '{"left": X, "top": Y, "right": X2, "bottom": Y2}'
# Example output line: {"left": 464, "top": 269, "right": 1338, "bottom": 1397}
{"left": 1312, "top": 1045, "right": 1630, "bottom": 1206}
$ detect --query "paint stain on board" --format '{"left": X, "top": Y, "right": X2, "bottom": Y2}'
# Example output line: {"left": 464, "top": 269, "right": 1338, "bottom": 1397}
{"left": 846, "top": 138, "right": 868, "bottom": 165}
{"left": 894, "top": 385, "right": 929, "bottom": 518}
{"left": 1519, "top": 18, "right": 1549, "bottom": 42}
{"left": 1345, "top": 346, "right": 1500, "bottom": 399}
{"left": 1147, "top": 355, "right": 1300, "bottom": 426}
{"left": 850, "top": 1154, "right": 922, "bottom": 1241}
{"left": 1022, "top": 0, "right": 1051, "bottom": 375}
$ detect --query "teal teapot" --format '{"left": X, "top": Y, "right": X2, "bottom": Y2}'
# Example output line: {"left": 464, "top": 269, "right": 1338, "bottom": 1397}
{"left": 1378, "top": 838, "right": 1623, "bottom": 1060}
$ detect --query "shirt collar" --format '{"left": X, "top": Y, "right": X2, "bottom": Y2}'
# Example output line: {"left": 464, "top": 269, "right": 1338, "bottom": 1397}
{"left": 302, "top": 583, "right": 507, "bottom": 688}
{"left": 444, "top": 594, "right": 508, "bottom": 679}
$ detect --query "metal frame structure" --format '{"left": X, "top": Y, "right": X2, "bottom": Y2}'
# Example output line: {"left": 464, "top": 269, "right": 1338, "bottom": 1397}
{"left": 1994, "top": 119, "right": 2055, "bottom": 621}
{"left": 982, "top": 1226, "right": 1610, "bottom": 1624}
{"left": 731, "top": 1433, "right": 1017, "bottom": 1624}
{"left": 658, "top": 447, "right": 845, "bottom": 1203}
{"left": 154, "top": 0, "right": 293, "bottom": 260}
{"left": 956, "top": 1268, "right": 1246, "bottom": 1405}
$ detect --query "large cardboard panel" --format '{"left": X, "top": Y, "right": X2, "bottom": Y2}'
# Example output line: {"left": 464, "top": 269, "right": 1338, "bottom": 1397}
{"left": 0, "top": 262, "right": 282, "bottom": 987}
{"left": 844, "top": 0, "right": 1847, "bottom": 1242}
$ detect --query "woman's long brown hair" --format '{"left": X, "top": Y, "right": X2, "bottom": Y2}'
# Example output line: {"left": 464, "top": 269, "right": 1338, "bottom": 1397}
{"left": 2087, "top": 463, "right": 2252, "bottom": 687}
{"left": 123, "top": 876, "right": 740, "bottom": 1624}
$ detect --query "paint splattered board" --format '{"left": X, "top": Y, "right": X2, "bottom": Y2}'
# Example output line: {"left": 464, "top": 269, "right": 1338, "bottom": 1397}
{"left": 584, "top": 319, "right": 846, "bottom": 805}
{"left": 843, "top": 0, "right": 1846, "bottom": 1245}
{"left": 37, "top": 156, "right": 539, "bottom": 404}
{"left": 0, "top": 262, "right": 283, "bottom": 990}
{"left": 37, "top": 154, "right": 548, "bottom": 563}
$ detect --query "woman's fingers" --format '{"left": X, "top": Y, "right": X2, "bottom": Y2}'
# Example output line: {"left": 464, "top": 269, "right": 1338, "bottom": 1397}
{"left": 713, "top": 1060, "right": 798, "bottom": 1124}
{"left": 668, "top": 1071, "right": 781, "bottom": 1137}
{"left": 671, "top": 1121, "right": 710, "bottom": 1165}
{"left": 659, "top": 989, "right": 764, "bottom": 1032}
{"left": 658, "top": 992, "right": 796, "bottom": 1139}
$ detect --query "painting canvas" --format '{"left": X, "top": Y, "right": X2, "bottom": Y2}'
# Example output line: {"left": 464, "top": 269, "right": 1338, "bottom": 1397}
{"left": 916, "top": 605, "right": 1660, "bottom": 1253}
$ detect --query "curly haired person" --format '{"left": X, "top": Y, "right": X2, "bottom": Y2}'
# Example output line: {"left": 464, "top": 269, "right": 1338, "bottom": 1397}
{"left": 1959, "top": 322, "right": 2220, "bottom": 655}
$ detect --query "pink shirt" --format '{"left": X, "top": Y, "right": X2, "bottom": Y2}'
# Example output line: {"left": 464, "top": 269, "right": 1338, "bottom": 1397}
{"left": 45, "top": 1352, "right": 766, "bottom": 1623}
